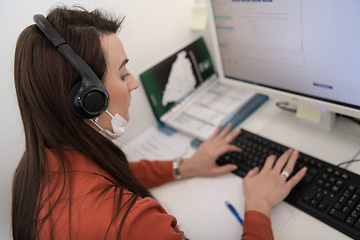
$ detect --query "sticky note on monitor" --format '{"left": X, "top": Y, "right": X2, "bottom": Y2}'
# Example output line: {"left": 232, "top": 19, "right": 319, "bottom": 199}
{"left": 190, "top": 7, "right": 208, "bottom": 30}
{"left": 296, "top": 105, "right": 322, "bottom": 123}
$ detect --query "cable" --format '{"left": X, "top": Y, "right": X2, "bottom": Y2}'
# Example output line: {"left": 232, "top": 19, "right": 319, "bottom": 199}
{"left": 337, "top": 159, "right": 360, "bottom": 168}
{"left": 275, "top": 102, "right": 297, "bottom": 113}
{"left": 338, "top": 114, "right": 360, "bottom": 126}
{"left": 274, "top": 102, "right": 360, "bottom": 169}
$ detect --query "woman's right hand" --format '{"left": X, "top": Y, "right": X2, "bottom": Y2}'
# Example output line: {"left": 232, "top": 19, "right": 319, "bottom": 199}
{"left": 242, "top": 149, "right": 307, "bottom": 218}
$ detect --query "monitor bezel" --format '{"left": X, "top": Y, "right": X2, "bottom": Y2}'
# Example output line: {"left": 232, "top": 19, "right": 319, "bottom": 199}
{"left": 206, "top": 0, "right": 360, "bottom": 119}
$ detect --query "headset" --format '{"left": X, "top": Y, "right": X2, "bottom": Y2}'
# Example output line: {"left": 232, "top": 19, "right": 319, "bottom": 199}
{"left": 33, "top": 14, "right": 109, "bottom": 119}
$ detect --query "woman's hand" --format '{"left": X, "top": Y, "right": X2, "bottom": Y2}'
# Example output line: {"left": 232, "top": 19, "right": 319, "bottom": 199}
{"left": 179, "top": 123, "right": 242, "bottom": 178}
{"left": 243, "top": 149, "right": 307, "bottom": 218}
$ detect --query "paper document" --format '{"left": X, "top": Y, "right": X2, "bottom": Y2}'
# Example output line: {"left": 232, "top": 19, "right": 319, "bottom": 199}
{"left": 161, "top": 76, "right": 257, "bottom": 141}
{"left": 122, "top": 126, "right": 188, "bottom": 162}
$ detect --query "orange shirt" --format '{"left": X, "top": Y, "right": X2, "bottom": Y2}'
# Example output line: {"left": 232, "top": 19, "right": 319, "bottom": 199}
{"left": 38, "top": 149, "right": 273, "bottom": 240}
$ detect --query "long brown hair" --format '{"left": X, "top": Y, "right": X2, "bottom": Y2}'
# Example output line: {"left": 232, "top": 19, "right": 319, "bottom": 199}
{"left": 12, "top": 6, "right": 151, "bottom": 240}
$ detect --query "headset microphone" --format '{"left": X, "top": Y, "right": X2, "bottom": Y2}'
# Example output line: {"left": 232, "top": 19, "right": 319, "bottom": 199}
{"left": 33, "top": 14, "right": 109, "bottom": 119}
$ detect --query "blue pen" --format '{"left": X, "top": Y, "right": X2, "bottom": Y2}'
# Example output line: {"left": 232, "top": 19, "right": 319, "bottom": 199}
{"left": 225, "top": 201, "right": 243, "bottom": 225}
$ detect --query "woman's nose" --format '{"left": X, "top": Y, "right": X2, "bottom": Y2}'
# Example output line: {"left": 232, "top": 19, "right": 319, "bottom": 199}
{"left": 129, "top": 75, "right": 139, "bottom": 92}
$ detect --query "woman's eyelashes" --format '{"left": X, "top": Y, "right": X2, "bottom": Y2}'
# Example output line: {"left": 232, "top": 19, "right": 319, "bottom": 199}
{"left": 120, "top": 73, "right": 130, "bottom": 81}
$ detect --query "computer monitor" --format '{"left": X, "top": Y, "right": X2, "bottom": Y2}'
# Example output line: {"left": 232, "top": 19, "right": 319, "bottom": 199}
{"left": 207, "top": 0, "right": 360, "bottom": 131}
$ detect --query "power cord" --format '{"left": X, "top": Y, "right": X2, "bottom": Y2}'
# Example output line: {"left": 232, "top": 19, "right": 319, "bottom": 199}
{"left": 338, "top": 114, "right": 360, "bottom": 126}
{"left": 275, "top": 101, "right": 297, "bottom": 113}
{"left": 337, "top": 159, "right": 360, "bottom": 168}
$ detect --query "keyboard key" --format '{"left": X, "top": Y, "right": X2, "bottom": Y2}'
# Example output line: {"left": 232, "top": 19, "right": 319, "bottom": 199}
{"left": 321, "top": 173, "right": 329, "bottom": 180}
{"left": 341, "top": 173, "right": 349, "bottom": 180}
{"left": 355, "top": 220, "right": 360, "bottom": 230}
{"left": 331, "top": 185, "right": 340, "bottom": 193}
{"left": 317, "top": 202, "right": 327, "bottom": 211}
{"left": 318, "top": 191, "right": 335, "bottom": 212}
{"left": 316, "top": 179, "right": 325, "bottom": 187}
{"left": 315, "top": 192, "right": 324, "bottom": 201}
{"left": 339, "top": 196, "right": 348, "bottom": 204}
{"left": 310, "top": 199, "right": 319, "bottom": 207}
{"left": 352, "top": 194, "right": 360, "bottom": 203}
{"left": 336, "top": 179, "right": 344, "bottom": 187}
{"left": 330, "top": 208, "right": 347, "bottom": 221}
{"left": 351, "top": 210, "right": 360, "bottom": 219}
{"left": 347, "top": 199, "right": 356, "bottom": 209}
{"left": 348, "top": 185, "right": 355, "bottom": 192}
{"left": 299, "top": 173, "right": 313, "bottom": 185}
{"left": 334, "top": 202, "right": 343, "bottom": 210}
{"left": 316, "top": 162, "right": 323, "bottom": 169}
{"left": 342, "top": 206, "right": 351, "bottom": 215}
{"left": 346, "top": 216, "right": 356, "bottom": 226}
{"left": 329, "top": 177, "right": 336, "bottom": 183}
{"left": 343, "top": 190, "right": 352, "bottom": 198}
{"left": 324, "top": 182, "right": 333, "bottom": 190}
{"left": 308, "top": 167, "right": 319, "bottom": 176}
{"left": 298, "top": 162, "right": 305, "bottom": 169}
{"left": 355, "top": 204, "right": 360, "bottom": 211}
{"left": 310, "top": 159, "right": 317, "bottom": 166}
{"left": 302, "top": 195, "right": 311, "bottom": 203}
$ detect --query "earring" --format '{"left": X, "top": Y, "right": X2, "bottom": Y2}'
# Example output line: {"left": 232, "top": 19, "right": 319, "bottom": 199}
{"left": 94, "top": 117, "right": 99, "bottom": 123}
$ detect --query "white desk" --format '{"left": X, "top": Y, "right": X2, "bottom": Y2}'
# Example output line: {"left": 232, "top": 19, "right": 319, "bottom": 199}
{"left": 149, "top": 99, "right": 360, "bottom": 240}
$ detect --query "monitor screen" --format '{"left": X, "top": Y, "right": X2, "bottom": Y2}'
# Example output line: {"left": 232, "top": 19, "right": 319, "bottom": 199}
{"left": 208, "top": 0, "right": 360, "bottom": 118}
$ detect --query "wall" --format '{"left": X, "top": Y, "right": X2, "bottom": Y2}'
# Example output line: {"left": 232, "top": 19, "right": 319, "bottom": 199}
{"left": 0, "top": 0, "right": 212, "bottom": 238}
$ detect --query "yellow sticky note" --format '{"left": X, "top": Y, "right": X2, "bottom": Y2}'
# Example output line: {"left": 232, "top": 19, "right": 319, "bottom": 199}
{"left": 190, "top": 8, "right": 208, "bottom": 30}
{"left": 296, "top": 105, "right": 322, "bottom": 123}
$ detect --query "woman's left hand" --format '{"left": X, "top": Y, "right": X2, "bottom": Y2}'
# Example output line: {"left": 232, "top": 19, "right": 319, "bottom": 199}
{"left": 179, "top": 123, "right": 242, "bottom": 178}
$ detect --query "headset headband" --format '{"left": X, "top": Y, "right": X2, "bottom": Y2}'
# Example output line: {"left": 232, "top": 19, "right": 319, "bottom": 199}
{"left": 33, "top": 14, "right": 109, "bottom": 119}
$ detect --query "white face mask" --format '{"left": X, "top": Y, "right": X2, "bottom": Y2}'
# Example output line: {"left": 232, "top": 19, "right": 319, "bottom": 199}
{"left": 91, "top": 110, "right": 128, "bottom": 141}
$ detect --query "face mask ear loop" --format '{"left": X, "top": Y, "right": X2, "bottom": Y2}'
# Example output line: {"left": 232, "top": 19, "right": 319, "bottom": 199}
{"left": 105, "top": 110, "right": 115, "bottom": 119}
{"left": 90, "top": 117, "right": 104, "bottom": 131}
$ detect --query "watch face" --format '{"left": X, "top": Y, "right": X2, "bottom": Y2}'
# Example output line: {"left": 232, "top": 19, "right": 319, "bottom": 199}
{"left": 172, "top": 158, "right": 183, "bottom": 180}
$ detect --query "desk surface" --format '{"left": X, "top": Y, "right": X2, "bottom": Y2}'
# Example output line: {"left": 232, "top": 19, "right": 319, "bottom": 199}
{"left": 150, "top": 99, "right": 360, "bottom": 240}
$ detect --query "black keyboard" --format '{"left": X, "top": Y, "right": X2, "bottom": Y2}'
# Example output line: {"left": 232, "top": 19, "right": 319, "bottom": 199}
{"left": 216, "top": 129, "right": 360, "bottom": 239}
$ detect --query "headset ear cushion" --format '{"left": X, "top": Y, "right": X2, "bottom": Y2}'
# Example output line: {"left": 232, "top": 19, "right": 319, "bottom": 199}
{"left": 83, "top": 90, "right": 107, "bottom": 113}
{"left": 68, "top": 81, "right": 85, "bottom": 119}
{"left": 68, "top": 81, "right": 109, "bottom": 119}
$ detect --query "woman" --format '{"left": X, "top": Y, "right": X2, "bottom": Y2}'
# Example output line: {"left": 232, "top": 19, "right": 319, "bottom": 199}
{"left": 12, "top": 6, "right": 307, "bottom": 240}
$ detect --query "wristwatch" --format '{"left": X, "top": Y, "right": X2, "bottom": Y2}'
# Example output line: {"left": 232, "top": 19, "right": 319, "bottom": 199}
{"left": 172, "top": 157, "right": 183, "bottom": 180}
